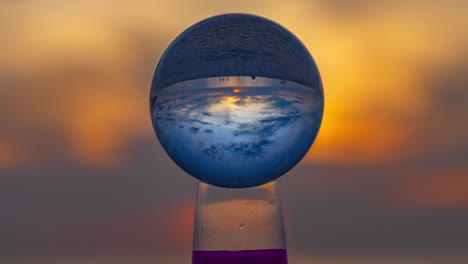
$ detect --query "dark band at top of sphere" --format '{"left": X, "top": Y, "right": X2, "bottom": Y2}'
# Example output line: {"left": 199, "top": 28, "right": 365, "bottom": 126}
{"left": 151, "top": 13, "right": 323, "bottom": 100}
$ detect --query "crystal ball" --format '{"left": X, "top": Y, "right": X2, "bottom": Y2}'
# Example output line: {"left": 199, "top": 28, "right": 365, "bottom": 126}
{"left": 150, "top": 14, "right": 324, "bottom": 188}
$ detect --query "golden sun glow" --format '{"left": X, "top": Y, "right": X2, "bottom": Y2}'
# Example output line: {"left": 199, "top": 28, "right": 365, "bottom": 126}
{"left": 207, "top": 95, "right": 274, "bottom": 124}
{"left": 1, "top": 0, "right": 466, "bottom": 169}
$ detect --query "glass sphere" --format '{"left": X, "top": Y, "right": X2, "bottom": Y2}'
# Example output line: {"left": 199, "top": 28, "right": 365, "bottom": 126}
{"left": 150, "top": 14, "right": 323, "bottom": 188}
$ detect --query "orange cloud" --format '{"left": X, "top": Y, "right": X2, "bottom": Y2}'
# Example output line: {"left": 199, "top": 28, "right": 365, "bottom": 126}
{"left": 65, "top": 90, "right": 150, "bottom": 169}
{"left": 309, "top": 118, "right": 401, "bottom": 163}
{"left": 1, "top": 0, "right": 467, "bottom": 170}
{"left": 284, "top": 1, "right": 467, "bottom": 165}
{"left": 390, "top": 168, "right": 468, "bottom": 210}
{"left": 0, "top": 137, "right": 21, "bottom": 169}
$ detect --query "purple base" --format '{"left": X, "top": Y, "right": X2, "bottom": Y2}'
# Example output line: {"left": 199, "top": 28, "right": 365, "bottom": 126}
{"left": 193, "top": 249, "right": 287, "bottom": 264}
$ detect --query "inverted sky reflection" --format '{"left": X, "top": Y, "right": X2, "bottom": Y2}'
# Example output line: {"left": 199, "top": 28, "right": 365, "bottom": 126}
{"left": 152, "top": 78, "right": 323, "bottom": 188}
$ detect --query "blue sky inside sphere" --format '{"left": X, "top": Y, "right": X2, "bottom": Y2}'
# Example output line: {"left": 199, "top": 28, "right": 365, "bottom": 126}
{"left": 152, "top": 77, "right": 323, "bottom": 188}
{"left": 150, "top": 14, "right": 324, "bottom": 187}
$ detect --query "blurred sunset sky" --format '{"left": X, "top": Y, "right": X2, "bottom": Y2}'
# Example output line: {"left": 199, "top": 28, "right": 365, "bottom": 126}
{"left": 1, "top": 0, "right": 467, "bottom": 263}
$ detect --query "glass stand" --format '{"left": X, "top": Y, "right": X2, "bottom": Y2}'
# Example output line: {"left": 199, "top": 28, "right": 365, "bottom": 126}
{"left": 192, "top": 181, "right": 288, "bottom": 264}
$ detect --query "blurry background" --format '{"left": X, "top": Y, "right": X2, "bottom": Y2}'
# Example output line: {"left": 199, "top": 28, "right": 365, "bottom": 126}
{"left": 1, "top": 0, "right": 467, "bottom": 263}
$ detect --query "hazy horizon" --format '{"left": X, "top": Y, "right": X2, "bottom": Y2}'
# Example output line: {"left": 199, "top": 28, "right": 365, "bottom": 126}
{"left": 1, "top": 0, "right": 467, "bottom": 262}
